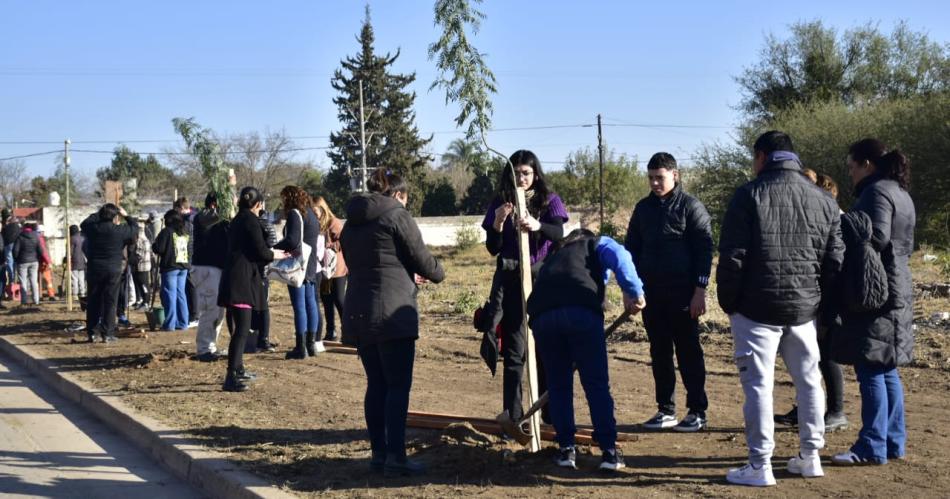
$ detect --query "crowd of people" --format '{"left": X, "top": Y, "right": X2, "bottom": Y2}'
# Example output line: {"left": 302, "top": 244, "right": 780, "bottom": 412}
{"left": 0, "top": 130, "right": 916, "bottom": 485}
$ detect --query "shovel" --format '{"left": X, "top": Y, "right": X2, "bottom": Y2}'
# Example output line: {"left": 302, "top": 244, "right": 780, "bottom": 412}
{"left": 495, "top": 311, "right": 634, "bottom": 445}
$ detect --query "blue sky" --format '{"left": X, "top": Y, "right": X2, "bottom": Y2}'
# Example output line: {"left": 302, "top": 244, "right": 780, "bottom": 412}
{"left": 1, "top": 1, "right": 946, "bottom": 179}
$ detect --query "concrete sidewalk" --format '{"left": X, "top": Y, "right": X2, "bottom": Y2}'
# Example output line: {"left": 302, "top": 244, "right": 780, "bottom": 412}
{"left": 0, "top": 354, "right": 204, "bottom": 499}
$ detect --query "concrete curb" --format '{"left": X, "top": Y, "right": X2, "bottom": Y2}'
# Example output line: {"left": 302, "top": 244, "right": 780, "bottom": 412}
{"left": 0, "top": 336, "right": 297, "bottom": 499}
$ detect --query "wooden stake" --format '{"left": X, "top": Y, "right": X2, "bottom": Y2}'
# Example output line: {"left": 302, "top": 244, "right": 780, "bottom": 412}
{"left": 514, "top": 187, "right": 542, "bottom": 452}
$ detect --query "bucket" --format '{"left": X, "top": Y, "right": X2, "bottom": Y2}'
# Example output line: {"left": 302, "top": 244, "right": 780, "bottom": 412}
{"left": 146, "top": 307, "right": 165, "bottom": 331}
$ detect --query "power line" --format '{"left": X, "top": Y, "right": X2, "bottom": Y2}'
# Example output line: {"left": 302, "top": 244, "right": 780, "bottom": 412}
{"left": 0, "top": 150, "right": 60, "bottom": 161}
{"left": 0, "top": 121, "right": 732, "bottom": 146}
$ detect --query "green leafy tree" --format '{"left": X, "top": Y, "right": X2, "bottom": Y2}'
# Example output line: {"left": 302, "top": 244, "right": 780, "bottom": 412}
{"left": 737, "top": 20, "right": 949, "bottom": 121}
{"left": 172, "top": 117, "right": 235, "bottom": 219}
{"left": 546, "top": 147, "right": 645, "bottom": 216}
{"left": 420, "top": 177, "right": 458, "bottom": 216}
{"left": 327, "top": 7, "right": 433, "bottom": 215}
{"left": 429, "top": 0, "right": 497, "bottom": 141}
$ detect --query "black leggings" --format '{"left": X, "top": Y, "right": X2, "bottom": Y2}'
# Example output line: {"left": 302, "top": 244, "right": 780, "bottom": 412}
{"left": 819, "top": 327, "right": 845, "bottom": 414}
{"left": 227, "top": 307, "right": 251, "bottom": 374}
{"left": 321, "top": 276, "right": 346, "bottom": 335}
{"left": 252, "top": 283, "right": 271, "bottom": 347}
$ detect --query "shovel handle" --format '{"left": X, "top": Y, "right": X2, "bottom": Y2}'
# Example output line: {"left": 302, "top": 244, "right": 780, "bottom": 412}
{"left": 605, "top": 310, "right": 633, "bottom": 339}
{"left": 518, "top": 390, "right": 549, "bottom": 424}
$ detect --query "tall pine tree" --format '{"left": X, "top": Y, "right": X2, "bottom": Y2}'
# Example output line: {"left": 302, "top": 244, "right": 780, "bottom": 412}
{"left": 326, "top": 6, "right": 432, "bottom": 214}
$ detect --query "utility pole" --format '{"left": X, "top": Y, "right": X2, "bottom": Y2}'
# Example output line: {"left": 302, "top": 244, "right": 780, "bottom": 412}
{"left": 596, "top": 114, "right": 605, "bottom": 229}
{"left": 345, "top": 80, "right": 376, "bottom": 192}
{"left": 64, "top": 139, "right": 72, "bottom": 312}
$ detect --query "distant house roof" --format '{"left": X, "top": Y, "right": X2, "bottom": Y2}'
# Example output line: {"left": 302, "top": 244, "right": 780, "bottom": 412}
{"left": 13, "top": 207, "right": 40, "bottom": 220}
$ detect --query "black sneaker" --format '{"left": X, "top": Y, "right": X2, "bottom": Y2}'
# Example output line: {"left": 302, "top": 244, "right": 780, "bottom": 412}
{"left": 370, "top": 453, "right": 385, "bottom": 473}
{"left": 236, "top": 370, "right": 257, "bottom": 381}
{"left": 222, "top": 377, "right": 248, "bottom": 392}
{"left": 775, "top": 406, "right": 798, "bottom": 426}
{"left": 674, "top": 412, "right": 707, "bottom": 432}
{"left": 256, "top": 342, "right": 278, "bottom": 353}
{"left": 196, "top": 352, "right": 225, "bottom": 362}
{"left": 643, "top": 411, "right": 678, "bottom": 430}
{"left": 556, "top": 446, "right": 577, "bottom": 469}
{"left": 599, "top": 448, "right": 626, "bottom": 471}
{"left": 824, "top": 412, "right": 849, "bottom": 432}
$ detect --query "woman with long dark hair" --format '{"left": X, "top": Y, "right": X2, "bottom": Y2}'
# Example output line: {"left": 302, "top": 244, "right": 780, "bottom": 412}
{"left": 274, "top": 186, "right": 324, "bottom": 359}
{"left": 218, "top": 187, "right": 286, "bottom": 392}
{"left": 480, "top": 150, "right": 568, "bottom": 428}
{"left": 342, "top": 168, "right": 444, "bottom": 476}
{"left": 153, "top": 209, "right": 190, "bottom": 331}
{"left": 832, "top": 138, "right": 916, "bottom": 466}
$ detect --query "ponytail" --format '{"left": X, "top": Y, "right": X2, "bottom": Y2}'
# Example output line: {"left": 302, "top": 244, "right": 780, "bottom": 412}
{"left": 879, "top": 150, "right": 910, "bottom": 190}
{"left": 848, "top": 138, "right": 911, "bottom": 190}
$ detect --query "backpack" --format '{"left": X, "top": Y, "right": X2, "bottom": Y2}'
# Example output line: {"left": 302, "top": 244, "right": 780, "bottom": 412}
{"left": 840, "top": 211, "right": 888, "bottom": 313}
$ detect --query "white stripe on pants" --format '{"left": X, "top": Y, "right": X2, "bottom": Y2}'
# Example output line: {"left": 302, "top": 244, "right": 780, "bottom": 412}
{"left": 730, "top": 313, "right": 825, "bottom": 466}
{"left": 191, "top": 265, "right": 224, "bottom": 355}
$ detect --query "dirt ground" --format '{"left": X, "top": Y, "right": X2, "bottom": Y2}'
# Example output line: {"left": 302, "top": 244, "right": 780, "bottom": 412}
{"left": 1, "top": 247, "right": 949, "bottom": 498}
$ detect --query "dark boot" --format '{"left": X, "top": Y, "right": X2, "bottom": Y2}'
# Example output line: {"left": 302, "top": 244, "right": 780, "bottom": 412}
{"left": 285, "top": 334, "right": 307, "bottom": 359}
{"left": 383, "top": 455, "right": 426, "bottom": 477}
{"left": 305, "top": 332, "right": 317, "bottom": 356}
{"left": 222, "top": 371, "right": 248, "bottom": 392}
{"left": 323, "top": 329, "right": 337, "bottom": 342}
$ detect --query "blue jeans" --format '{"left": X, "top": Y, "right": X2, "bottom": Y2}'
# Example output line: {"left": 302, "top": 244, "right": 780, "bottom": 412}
{"left": 532, "top": 306, "right": 617, "bottom": 451}
{"left": 852, "top": 364, "right": 906, "bottom": 463}
{"left": 1, "top": 245, "right": 13, "bottom": 293}
{"left": 358, "top": 338, "right": 415, "bottom": 460}
{"left": 288, "top": 280, "right": 320, "bottom": 337}
{"left": 160, "top": 269, "right": 189, "bottom": 330}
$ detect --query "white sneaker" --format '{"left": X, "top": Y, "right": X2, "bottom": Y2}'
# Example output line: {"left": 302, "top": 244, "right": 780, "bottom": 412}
{"left": 314, "top": 340, "right": 327, "bottom": 353}
{"left": 726, "top": 463, "right": 776, "bottom": 487}
{"left": 788, "top": 453, "right": 824, "bottom": 477}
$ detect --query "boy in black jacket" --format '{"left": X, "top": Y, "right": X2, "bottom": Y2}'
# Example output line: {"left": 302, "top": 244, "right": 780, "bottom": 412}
{"left": 625, "top": 152, "right": 713, "bottom": 432}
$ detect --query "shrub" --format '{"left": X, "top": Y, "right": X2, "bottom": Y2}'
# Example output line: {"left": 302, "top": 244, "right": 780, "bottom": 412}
{"left": 455, "top": 225, "right": 481, "bottom": 250}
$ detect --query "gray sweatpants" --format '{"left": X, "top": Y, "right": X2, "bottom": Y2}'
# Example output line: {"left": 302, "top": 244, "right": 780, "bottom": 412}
{"left": 730, "top": 313, "right": 825, "bottom": 467}
{"left": 17, "top": 262, "right": 39, "bottom": 305}
{"left": 192, "top": 265, "right": 225, "bottom": 355}
{"left": 71, "top": 270, "right": 87, "bottom": 298}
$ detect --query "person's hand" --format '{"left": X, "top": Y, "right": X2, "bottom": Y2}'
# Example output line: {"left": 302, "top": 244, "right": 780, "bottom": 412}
{"left": 118, "top": 206, "right": 128, "bottom": 217}
{"left": 689, "top": 287, "right": 707, "bottom": 319}
{"left": 518, "top": 214, "right": 541, "bottom": 233}
{"left": 623, "top": 293, "right": 646, "bottom": 315}
{"left": 493, "top": 202, "right": 514, "bottom": 232}
{"left": 414, "top": 274, "right": 429, "bottom": 285}
{"left": 271, "top": 249, "right": 288, "bottom": 260}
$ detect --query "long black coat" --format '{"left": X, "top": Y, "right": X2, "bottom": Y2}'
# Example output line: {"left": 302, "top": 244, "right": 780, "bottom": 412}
{"left": 218, "top": 209, "right": 274, "bottom": 310}
{"left": 717, "top": 159, "right": 845, "bottom": 326}
{"left": 340, "top": 193, "right": 445, "bottom": 347}
{"left": 834, "top": 173, "right": 916, "bottom": 368}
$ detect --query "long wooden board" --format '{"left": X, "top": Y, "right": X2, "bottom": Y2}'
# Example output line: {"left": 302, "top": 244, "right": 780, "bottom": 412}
{"left": 514, "top": 187, "right": 542, "bottom": 452}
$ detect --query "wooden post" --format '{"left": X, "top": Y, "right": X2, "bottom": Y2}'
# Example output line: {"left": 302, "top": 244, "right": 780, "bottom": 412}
{"left": 515, "top": 187, "right": 542, "bottom": 452}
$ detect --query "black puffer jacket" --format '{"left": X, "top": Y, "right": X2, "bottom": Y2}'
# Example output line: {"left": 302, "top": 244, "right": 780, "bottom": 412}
{"left": 13, "top": 229, "right": 41, "bottom": 264}
{"left": 340, "top": 193, "right": 445, "bottom": 347}
{"left": 625, "top": 183, "right": 713, "bottom": 305}
{"left": 833, "top": 173, "right": 916, "bottom": 368}
{"left": 717, "top": 159, "right": 845, "bottom": 325}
